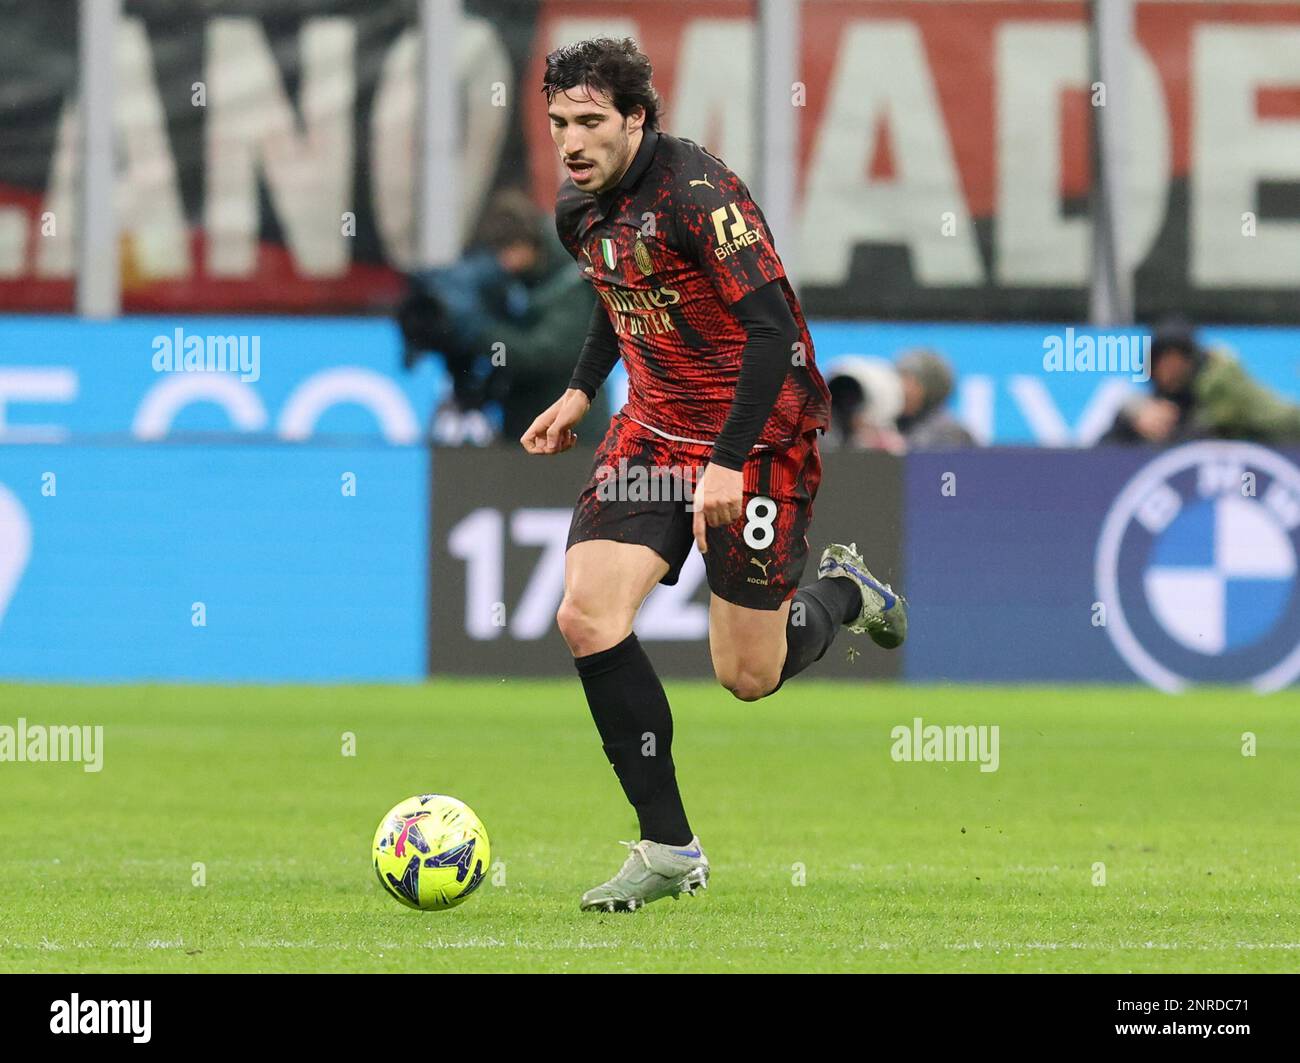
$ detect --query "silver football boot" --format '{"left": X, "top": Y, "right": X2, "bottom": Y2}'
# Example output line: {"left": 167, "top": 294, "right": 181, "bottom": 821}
{"left": 817, "top": 542, "right": 909, "bottom": 649}
{"left": 580, "top": 836, "right": 710, "bottom": 912}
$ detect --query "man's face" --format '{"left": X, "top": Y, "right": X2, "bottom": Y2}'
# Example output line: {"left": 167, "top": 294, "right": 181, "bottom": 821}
{"left": 1152, "top": 349, "right": 1196, "bottom": 396}
{"left": 548, "top": 85, "right": 643, "bottom": 193}
{"left": 497, "top": 241, "right": 540, "bottom": 275}
{"left": 899, "top": 372, "right": 924, "bottom": 417}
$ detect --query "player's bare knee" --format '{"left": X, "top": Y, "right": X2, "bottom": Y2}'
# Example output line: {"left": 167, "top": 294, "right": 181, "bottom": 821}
{"left": 717, "top": 666, "right": 779, "bottom": 702}
{"left": 556, "top": 594, "right": 625, "bottom": 657}
{"left": 555, "top": 595, "right": 597, "bottom": 654}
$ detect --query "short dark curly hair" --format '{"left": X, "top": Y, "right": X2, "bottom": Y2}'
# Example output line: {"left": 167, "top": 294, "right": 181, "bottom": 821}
{"left": 542, "top": 37, "right": 662, "bottom": 132}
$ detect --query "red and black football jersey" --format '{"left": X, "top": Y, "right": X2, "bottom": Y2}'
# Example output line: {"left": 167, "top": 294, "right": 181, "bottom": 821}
{"left": 555, "top": 130, "right": 830, "bottom": 450}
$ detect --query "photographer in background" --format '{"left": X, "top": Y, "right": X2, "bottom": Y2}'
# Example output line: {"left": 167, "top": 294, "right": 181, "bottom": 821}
{"left": 398, "top": 189, "right": 605, "bottom": 444}
{"left": 1100, "top": 318, "right": 1300, "bottom": 446}
{"left": 895, "top": 348, "right": 976, "bottom": 450}
{"left": 823, "top": 356, "right": 907, "bottom": 453}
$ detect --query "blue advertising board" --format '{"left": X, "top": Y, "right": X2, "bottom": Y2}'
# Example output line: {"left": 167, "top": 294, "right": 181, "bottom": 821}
{"left": 813, "top": 322, "right": 1300, "bottom": 446}
{"left": 0, "top": 316, "right": 441, "bottom": 442}
{"left": 904, "top": 443, "right": 1300, "bottom": 690}
{"left": 2, "top": 439, "right": 1297, "bottom": 687}
{"left": 1, "top": 319, "right": 1297, "bottom": 685}
{"left": 0, "top": 317, "right": 1295, "bottom": 447}
{"left": 0, "top": 444, "right": 428, "bottom": 680}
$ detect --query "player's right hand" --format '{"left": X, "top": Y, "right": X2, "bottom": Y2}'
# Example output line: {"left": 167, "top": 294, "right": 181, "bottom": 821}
{"left": 520, "top": 388, "right": 590, "bottom": 454}
{"left": 1131, "top": 397, "right": 1180, "bottom": 442}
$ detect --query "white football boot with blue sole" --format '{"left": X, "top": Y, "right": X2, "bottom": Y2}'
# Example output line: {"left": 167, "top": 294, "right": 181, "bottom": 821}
{"left": 818, "top": 542, "right": 908, "bottom": 649}
{"left": 580, "top": 836, "right": 710, "bottom": 912}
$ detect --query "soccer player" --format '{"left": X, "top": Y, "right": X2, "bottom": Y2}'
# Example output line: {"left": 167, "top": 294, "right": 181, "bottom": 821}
{"left": 520, "top": 38, "right": 908, "bottom": 912}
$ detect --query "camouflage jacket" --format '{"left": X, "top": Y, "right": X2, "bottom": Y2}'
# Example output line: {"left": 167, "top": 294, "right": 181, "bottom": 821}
{"left": 1194, "top": 349, "right": 1300, "bottom": 443}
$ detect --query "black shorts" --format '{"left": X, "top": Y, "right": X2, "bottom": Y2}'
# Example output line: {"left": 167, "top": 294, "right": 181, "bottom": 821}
{"left": 566, "top": 412, "right": 823, "bottom": 610}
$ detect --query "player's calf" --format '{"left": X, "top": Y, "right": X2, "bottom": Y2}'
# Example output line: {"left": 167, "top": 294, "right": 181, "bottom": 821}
{"left": 763, "top": 543, "right": 909, "bottom": 694}
{"left": 561, "top": 540, "right": 695, "bottom": 849}
{"left": 707, "top": 594, "right": 789, "bottom": 701}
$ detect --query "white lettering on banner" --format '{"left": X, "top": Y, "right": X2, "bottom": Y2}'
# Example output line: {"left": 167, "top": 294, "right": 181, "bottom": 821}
{"left": 0, "top": 369, "right": 76, "bottom": 443}
{"left": 1197, "top": 460, "right": 1245, "bottom": 498}
{"left": 798, "top": 21, "right": 983, "bottom": 286}
{"left": 35, "top": 105, "right": 76, "bottom": 278}
{"left": 634, "top": 551, "right": 709, "bottom": 640}
{"left": 205, "top": 17, "right": 356, "bottom": 277}
{"left": 549, "top": 18, "right": 637, "bottom": 52}
{"left": 117, "top": 17, "right": 189, "bottom": 279}
{"left": 1135, "top": 482, "right": 1182, "bottom": 536}
{"left": 369, "top": 29, "right": 419, "bottom": 270}
{"left": 1192, "top": 26, "right": 1300, "bottom": 286}
{"left": 8, "top": 8, "right": 1299, "bottom": 299}
{"left": 449, "top": 508, "right": 505, "bottom": 641}
{"left": 132, "top": 373, "right": 268, "bottom": 439}
{"left": 24, "top": 19, "right": 192, "bottom": 282}
{"left": 1005, "top": 377, "right": 1072, "bottom": 447}
{"left": 998, "top": 24, "right": 1088, "bottom": 285}
{"left": 929, "top": 374, "right": 1137, "bottom": 448}
{"left": 958, "top": 376, "right": 995, "bottom": 447}
{"left": 11, "top": 366, "right": 431, "bottom": 443}
{"left": 0, "top": 358, "right": 1252, "bottom": 447}
{"left": 455, "top": 19, "right": 514, "bottom": 252}
{"left": 0, "top": 485, "right": 32, "bottom": 628}
{"left": 370, "top": 18, "right": 511, "bottom": 269}
{"left": 277, "top": 368, "right": 420, "bottom": 443}
{"left": 995, "top": 24, "right": 1168, "bottom": 286}
{"left": 1005, "top": 376, "right": 1135, "bottom": 446}
{"left": 670, "top": 20, "right": 755, "bottom": 181}
{"left": 508, "top": 509, "right": 572, "bottom": 640}
{"left": 0, "top": 206, "right": 24, "bottom": 276}
{"left": 1264, "top": 481, "right": 1300, "bottom": 531}
{"left": 1071, "top": 379, "right": 1143, "bottom": 444}
{"left": 447, "top": 507, "right": 709, "bottom": 643}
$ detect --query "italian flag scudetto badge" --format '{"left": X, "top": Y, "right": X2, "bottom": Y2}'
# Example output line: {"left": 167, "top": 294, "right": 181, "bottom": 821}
{"left": 599, "top": 238, "right": 616, "bottom": 270}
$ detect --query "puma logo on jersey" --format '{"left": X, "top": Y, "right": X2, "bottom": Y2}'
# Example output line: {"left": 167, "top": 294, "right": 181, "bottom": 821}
{"left": 689, "top": 176, "right": 715, "bottom": 189}
{"left": 748, "top": 557, "right": 773, "bottom": 585}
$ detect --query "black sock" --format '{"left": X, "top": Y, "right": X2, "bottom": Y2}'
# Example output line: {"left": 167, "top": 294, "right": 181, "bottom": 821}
{"left": 774, "top": 576, "right": 860, "bottom": 691}
{"left": 574, "top": 632, "right": 693, "bottom": 846}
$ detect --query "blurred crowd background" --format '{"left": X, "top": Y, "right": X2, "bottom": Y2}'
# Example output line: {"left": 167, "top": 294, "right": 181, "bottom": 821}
{"left": 1, "top": 0, "right": 1297, "bottom": 451}
{"left": 396, "top": 183, "right": 1300, "bottom": 450}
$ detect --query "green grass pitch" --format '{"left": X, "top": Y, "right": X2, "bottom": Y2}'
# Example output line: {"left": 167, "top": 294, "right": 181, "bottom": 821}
{"left": 1, "top": 680, "right": 1297, "bottom": 973}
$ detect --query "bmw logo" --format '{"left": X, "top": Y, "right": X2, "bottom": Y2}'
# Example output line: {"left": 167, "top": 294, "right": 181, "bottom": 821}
{"left": 1096, "top": 442, "right": 1300, "bottom": 692}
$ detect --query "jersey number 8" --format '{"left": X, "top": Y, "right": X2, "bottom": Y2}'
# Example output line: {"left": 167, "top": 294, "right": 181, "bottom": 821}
{"left": 743, "top": 495, "right": 777, "bottom": 550}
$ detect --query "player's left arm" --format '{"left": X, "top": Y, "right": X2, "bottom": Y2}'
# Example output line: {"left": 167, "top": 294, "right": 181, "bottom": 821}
{"left": 671, "top": 166, "right": 796, "bottom": 550}
{"left": 691, "top": 284, "right": 799, "bottom": 549}
{"left": 710, "top": 283, "right": 800, "bottom": 471}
